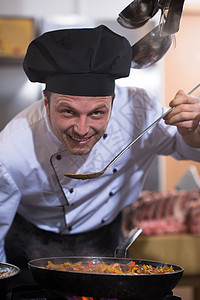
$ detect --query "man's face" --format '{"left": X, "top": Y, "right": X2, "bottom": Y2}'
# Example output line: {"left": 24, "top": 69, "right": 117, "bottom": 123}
{"left": 44, "top": 92, "right": 113, "bottom": 155}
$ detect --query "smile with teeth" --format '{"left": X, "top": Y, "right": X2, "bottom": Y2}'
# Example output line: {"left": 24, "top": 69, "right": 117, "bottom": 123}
{"left": 70, "top": 135, "right": 91, "bottom": 142}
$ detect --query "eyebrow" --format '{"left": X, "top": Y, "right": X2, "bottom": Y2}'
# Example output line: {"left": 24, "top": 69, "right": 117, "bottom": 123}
{"left": 56, "top": 102, "right": 109, "bottom": 112}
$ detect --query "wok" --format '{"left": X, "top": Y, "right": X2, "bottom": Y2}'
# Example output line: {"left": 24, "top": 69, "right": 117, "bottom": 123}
{"left": 28, "top": 257, "right": 183, "bottom": 299}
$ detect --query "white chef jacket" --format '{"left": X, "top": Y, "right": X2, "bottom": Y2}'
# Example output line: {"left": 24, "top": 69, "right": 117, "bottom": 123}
{"left": 0, "top": 85, "right": 200, "bottom": 262}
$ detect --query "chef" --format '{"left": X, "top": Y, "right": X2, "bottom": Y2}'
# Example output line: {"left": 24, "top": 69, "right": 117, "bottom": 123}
{"left": 0, "top": 25, "right": 200, "bottom": 283}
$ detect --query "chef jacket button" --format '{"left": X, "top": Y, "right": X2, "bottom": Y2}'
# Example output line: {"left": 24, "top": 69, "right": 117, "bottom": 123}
{"left": 68, "top": 226, "right": 72, "bottom": 231}
{"left": 69, "top": 188, "right": 74, "bottom": 193}
{"left": 56, "top": 154, "right": 61, "bottom": 160}
{"left": 103, "top": 133, "right": 107, "bottom": 139}
{"left": 109, "top": 191, "right": 114, "bottom": 197}
{"left": 101, "top": 219, "right": 105, "bottom": 224}
{"left": 113, "top": 168, "right": 117, "bottom": 173}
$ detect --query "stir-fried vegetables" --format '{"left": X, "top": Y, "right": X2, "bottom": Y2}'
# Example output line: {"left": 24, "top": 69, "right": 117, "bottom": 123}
{"left": 45, "top": 260, "right": 175, "bottom": 275}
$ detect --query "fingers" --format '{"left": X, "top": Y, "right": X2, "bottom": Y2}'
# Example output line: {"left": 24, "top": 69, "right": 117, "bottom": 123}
{"left": 168, "top": 90, "right": 199, "bottom": 108}
{"left": 163, "top": 90, "right": 200, "bottom": 130}
{"left": 164, "top": 111, "right": 199, "bottom": 129}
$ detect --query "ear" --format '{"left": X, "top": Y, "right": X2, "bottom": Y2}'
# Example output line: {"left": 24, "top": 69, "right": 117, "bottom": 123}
{"left": 43, "top": 90, "right": 50, "bottom": 116}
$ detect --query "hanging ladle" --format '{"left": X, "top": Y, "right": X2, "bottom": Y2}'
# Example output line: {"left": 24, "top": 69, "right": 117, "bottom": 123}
{"left": 64, "top": 84, "right": 200, "bottom": 180}
{"left": 131, "top": 24, "right": 173, "bottom": 69}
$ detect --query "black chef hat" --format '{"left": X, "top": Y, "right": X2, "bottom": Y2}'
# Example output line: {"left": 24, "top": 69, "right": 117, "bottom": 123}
{"left": 23, "top": 25, "right": 132, "bottom": 96}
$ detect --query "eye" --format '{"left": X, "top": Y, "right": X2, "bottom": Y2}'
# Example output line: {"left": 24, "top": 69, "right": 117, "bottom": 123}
{"left": 62, "top": 109, "right": 75, "bottom": 116}
{"left": 90, "top": 111, "right": 105, "bottom": 119}
{"left": 93, "top": 111, "right": 102, "bottom": 116}
{"left": 65, "top": 109, "right": 73, "bottom": 114}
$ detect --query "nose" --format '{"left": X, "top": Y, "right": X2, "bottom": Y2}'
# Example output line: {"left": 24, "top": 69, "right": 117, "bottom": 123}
{"left": 73, "top": 116, "right": 89, "bottom": 136}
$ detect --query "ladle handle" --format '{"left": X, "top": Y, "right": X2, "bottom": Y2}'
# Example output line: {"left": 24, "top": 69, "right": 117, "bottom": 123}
{"left": 105, "top": 107, "right": 173, "bottom": 170}
{"left": 106, "top": 83, "right": 200, "bottom": 171}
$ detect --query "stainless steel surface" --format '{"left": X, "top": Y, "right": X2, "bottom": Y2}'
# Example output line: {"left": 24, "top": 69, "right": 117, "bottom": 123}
{"left": 161, "top": 0, "right": 185, "bottom": 36}
{"left": 117, "top": 0, "right": 158, "bottom": 29}
{"left": 64, "top": 83, "right": 200, "bottom": 180}
{"left": 117, "top": 0, "right": 186, "bottom": 68}
{"left": 131, "top": 24, "right": 172, "bottom": 69}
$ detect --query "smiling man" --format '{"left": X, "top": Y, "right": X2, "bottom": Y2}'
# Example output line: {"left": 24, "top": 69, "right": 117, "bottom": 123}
{"left": 44, "top": 92, "right": 113, "bottom": 155}
{"left": 1, "top": 25, "right": 200, "bottom": 287}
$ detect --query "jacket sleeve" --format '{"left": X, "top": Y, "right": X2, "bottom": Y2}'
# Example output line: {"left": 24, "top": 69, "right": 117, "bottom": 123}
{"left": 0, "top": 162, "right": 21, "bottom": 262}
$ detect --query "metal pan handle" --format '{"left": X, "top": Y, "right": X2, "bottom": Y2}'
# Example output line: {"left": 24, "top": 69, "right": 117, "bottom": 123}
{"left": 114, "top": 227, "right": 143, "bottom": 258}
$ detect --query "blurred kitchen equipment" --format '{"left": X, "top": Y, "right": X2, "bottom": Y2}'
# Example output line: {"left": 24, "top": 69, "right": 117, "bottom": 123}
{"left": 117, "top": 0, "right": 159, "bottom": 29}
{"left": 160, "top": 0, "right": 185, "bottom": 36}
{"left": 64, "top": 83, "right": 200, "bottom": 180}
{"left": 117, "top": 0, "right": 170, "bottom": 29}
{"left": 118, "top": 0, "right": 185, "bottom": 67}
{"left": 131, "top": 24, "right": 172, "bottom": 69}
{"left": 118, "top": 0, "right": 185, "bottom": 36}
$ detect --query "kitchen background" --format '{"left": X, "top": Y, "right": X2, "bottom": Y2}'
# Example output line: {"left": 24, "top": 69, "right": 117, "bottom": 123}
{"left": 0, "top": 1, "right": 200, "bottom": 299}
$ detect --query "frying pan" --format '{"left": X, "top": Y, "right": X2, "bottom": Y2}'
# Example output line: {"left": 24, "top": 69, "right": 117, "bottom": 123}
{"left": 28, "top": 257, "right": 183, "bottom": 299}
{"left": 0, "top": 262, "right": 20, "bottom": 296}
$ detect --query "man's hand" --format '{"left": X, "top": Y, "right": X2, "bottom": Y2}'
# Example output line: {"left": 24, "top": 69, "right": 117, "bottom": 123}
{"left": 163, "top": 90, "right": 200, "bottom": 148}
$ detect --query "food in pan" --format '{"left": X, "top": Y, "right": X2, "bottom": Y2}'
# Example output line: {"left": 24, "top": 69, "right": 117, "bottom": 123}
{"left": 0, "top": 268, "right": 13, "bottom": 279}
{"left": 0, "top": 270, "right": 7, "bottom": 278}
{"left": 45, "top": 260, "right": 175, "bottom": 275}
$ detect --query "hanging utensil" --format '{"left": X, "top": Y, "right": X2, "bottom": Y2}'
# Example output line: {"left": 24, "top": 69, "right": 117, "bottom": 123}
{"left": 117, "top": 0, "right": 158, "bottom": 29}
{"left": 64, "top": 83, "right": 200, "bottom": 180}
{"left": 131, "top": 24, "right": 173, "bottom": 69}
{"left": 117, "top": 0, "right": 172, "bottom": 30}
{"left": 117, "top": 0, "right": 185, "bottom": 39}
{"left": 160, "top": 0, "right": 185, "bottom": 36}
